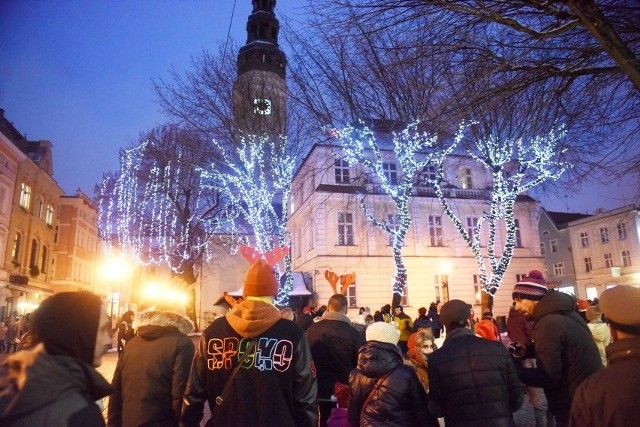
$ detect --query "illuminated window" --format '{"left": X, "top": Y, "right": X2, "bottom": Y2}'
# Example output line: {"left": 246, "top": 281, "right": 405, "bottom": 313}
{"left": 19, "top": 183, "right": 31, "bottom": 209}
{"left": 460, "top": 168, "right": 473, "bottom": 189}
{"left": 45, "top": 204, "right": 54, "bottom": 226}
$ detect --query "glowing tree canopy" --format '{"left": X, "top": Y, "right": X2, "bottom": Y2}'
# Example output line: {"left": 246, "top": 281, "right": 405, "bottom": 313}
{"left": 334, "top": 121, "right": 458, "bottom": 307}
{"left": 431, "top": 125, "right": 568, "bottom": 297}
{"left": 201, "top": 133, "right": 296, "bottom": 305}
{"left": 97, "top": 127, "right": 228, "bottom": 286}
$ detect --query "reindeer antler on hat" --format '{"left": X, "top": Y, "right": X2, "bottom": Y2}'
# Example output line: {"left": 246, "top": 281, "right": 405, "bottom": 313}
{"left": 240, "top": 245, "right": 289, "bottom": 266}
{"left": 324, "top": 270, "right": 356, "bottom": 295}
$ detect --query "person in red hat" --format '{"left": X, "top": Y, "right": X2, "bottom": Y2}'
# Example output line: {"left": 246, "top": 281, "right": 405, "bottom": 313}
{"left": 511, "top": 270, "right": 602, "bottom": 427}
{"left": 180, "top": 259, "right": 318, "bottom": 427}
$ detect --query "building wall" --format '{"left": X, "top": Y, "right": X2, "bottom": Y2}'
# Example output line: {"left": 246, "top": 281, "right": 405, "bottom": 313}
{"left": 539, "top": 210, "right": 577, "bottom": 290}
{"left": 289, "top": 144, "right": 545, "bottom": 320}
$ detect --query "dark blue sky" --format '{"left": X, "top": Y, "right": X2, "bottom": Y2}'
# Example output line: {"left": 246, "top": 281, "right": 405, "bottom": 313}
{"left": 0, "top": 1, "right": 635, "bottom": 213}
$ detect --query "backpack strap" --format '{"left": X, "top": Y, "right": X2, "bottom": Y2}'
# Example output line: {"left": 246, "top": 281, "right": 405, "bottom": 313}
{"left": 362, "top": 369, "right": 393, "bottom": 413}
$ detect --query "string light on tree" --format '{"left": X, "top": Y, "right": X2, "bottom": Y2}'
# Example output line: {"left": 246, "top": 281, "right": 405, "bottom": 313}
{"left": 200, "top": 133, "right": 296, "bottom": 305}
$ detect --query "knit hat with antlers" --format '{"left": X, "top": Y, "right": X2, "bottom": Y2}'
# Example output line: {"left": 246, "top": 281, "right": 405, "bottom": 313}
{"left": 240, "top": 245, "right": 289, "bottom": 298}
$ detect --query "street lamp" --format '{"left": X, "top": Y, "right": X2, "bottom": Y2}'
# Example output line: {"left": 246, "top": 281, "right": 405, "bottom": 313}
{"left": 101, "top": 255, "right": 132, "bottom": 322}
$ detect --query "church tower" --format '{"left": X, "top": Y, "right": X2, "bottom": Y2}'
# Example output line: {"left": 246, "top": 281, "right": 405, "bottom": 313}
{"left": 233, "top": 0, "right": 287, "bottom": 137}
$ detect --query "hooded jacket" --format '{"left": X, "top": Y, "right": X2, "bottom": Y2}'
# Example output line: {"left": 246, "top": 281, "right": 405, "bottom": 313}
{"left": 180, "top": 299, "right": 317, "bottom": 427}
{"left": 0, "top": 344, "right": 112, "bottom": 427}
{"left": 427, "top": 328, "right": 523, "bottom": 427}
{"left": 569, "top": 336, "right": 640, "bottom": 427}
{"left": 517, "top": 291, "right": 602, "bottom": 421}
{"left": 348, "top": 341, "right": 437, "bottom": 427}
{"left": 108, "top": 310, "right": 195, "bottom": 427}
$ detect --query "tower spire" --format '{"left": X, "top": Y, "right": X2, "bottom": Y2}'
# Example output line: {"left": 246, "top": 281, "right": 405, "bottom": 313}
{"left": 237, "top": 0, "right": 287, "bottom": 78}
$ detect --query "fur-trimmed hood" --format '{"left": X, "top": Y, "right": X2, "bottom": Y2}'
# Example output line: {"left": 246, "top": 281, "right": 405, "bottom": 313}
{"left": 132, "top": 310, "right": 194, "bottom": 338}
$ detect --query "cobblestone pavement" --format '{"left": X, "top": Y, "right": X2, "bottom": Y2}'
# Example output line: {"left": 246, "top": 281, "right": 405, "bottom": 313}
{"left": 2, "top": 348, "right": 537, "bottom": 426}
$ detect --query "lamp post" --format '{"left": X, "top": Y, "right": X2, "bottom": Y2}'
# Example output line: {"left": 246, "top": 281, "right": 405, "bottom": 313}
{"left": 102, "top": 255, "right": 131, "bottom": 323}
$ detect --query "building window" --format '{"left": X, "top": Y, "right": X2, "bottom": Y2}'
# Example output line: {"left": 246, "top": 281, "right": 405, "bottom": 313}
{"left": 400, "top": 282, "right": 408, "bottom": 306}
{"left": 584, "top": 257, "right": 592, "bottom": 273}
{"left": 434, "top": 274, "right": 449, "bottom": 303}
{"left": 617, "top": 223, "right": 627, "bottom": 240}
{"left": 621, "top": 250, "right": 632, "bottom": 267}
{"left": 307, "top": 221, "right": 314, "bottom": 251}
{"left": 580, "top": 232, "right": 589, "bottom": 247}
{"left": 294, "top": 229, "right": 301, "bottom": 258}
{"left": 553, "top": 262, "right": 565, "bottom": 275}
{"left": 41, "top": 245, "right": 48, "bottom": 273}
{"left": 334, "top": 159, "right": 350, "bottom": 184}
{"left": 337, "top": 212, "right": 354, "bottom": 246}
{"left": 600, "top": 227, "right": 609, "bottom": 243}
{"left": 429, "top": 215, "right": 444, "bottom": 247}
{"left": 473, "top": 275, "right": 481, "bottom": 305}
{"left": 550, "top": 239, "right": 558, "bottom": 253}
{"left": 45, "top": 204, "right": 54, "bottom": 226}
{"left": 540, "top": 242, "right": 546, "bottom": 255}
{"left": 38, "top": 197, "right": 44, "bottom": 219}
{"left": 466, "top": 217, "right": 479, "bottom": 243}
{"left": 516, "top": 274, "right": 527, "bottom": 283}
{"left": 388, "top": 215, "right": 400, "bottom": 246}
{"left": 19, "top": 183, "right": 31, "bottom": 209}
{"left": 383, "top": 162, "right": 398, "bottom": 185}
{"left": 604, "top": 253, "right": 613, "bottom": 268}
{"left": 345, "top": 280, "right": 357, "bottom": 308}
{"left": 11, "top": 232, "right": 22, "bottom": 262}
{"left": 460, "top": 168, "right": 473, "bottom": 189}
{"left": 514, "top": 219, "right": 523, "bottom": 247}
{"left": 29, "top": 239, "right": 39, "bottom": 269}
{"left": 422, "top": 164, "right": 438, "bottom": 182}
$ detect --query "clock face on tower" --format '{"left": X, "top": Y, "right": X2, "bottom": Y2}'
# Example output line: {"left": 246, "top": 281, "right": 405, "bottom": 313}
{"left": 253, "top": 98, "right": 272, "bottom": 115}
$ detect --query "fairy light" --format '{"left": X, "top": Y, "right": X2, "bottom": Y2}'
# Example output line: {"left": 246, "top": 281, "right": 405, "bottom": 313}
{"left": 333, "top": 120, "right": 445, "bottom": 296}
{"left": 431, "top": 125, "right": 568, "bottom": 296}
{"left": 97, "top": 140, "right": 228, "bottom": 280}
{"left": 200, "top": 133, "right": 296, "bottom": 305}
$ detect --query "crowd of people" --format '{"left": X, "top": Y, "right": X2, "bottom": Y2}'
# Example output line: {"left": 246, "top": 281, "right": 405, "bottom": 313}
{"left": 0, "top": 264, "right": 638, "bottom": 426}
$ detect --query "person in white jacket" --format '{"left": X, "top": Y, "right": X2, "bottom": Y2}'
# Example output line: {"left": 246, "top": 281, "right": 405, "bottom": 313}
{"left": 585, "top": 304, "right": 610, "bottom": 366}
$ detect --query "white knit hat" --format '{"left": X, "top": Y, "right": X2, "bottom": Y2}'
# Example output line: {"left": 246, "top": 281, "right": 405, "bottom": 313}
{"left": 366, "top": 322, "right": 400, "bottom": 345}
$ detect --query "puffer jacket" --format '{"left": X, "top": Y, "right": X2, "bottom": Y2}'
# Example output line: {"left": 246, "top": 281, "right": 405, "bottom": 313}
{"left": 181, "top": 299, "right": 317, "bottom": 427}
{"left": 0, "top": 343, "right": 112, "bottom": 427}
{"left": 108, "top": 310, "right": 195, "bottom": 427}
{"left": 427, "top": 328, "right": 523, "bottom": 427}
{"left": 518, "top": 291, "right": 602, "bottom": 421}
{"left": 348, "top": 341, "right": 437, "bottom": 427}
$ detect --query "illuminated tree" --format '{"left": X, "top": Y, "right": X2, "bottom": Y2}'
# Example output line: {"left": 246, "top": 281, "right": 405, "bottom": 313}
{"left": 333, "top": 120, "right": 459, "bottom": 308}
{"left": 97, "top": 125, "right": 228, "bottom": 328}
{"left": 430, "top": 125, "right": 569, "bottom": 300}
{"left": 201, "top": 133, "right": 296, "bottom": 305}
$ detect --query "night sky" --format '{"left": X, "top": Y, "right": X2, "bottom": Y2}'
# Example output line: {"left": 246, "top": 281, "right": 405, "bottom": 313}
{"left": 0, "top": 1, "right": 635, "bottom": 213}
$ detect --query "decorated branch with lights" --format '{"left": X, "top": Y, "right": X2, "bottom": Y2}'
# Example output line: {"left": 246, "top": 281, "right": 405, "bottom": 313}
{"left": 333, "top": 121, "right": 449, "bottom": 304}
{"left": 97, "top": 139, "right": 229, "bottom": 285}
{"left": 430, "top": 125, "right": 568, "bottom": 296}
{"left": 200, "top": 133, "right": 296, "bottom": 305}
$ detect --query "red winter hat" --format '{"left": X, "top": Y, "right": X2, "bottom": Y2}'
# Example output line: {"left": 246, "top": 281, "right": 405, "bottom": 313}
{"left": 577, "top": 299, "right": 591, "bottom": 312}
{"left": 243, "top": 259, "right": 279, "bottom": 297}
{"left": 512, "top": 270, "right": 548, "bottom": 301}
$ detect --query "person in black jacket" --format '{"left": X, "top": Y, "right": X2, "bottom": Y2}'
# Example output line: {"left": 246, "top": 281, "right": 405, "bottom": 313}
{"left": 108, "top": 309, "right": 195, "bottom": 427}
{"left": 0, "top": 291, "right": 113, "bottom": 426}
{"left": 181, "top": 259, "right": 317, "bottom": 427}
{"left": 428, "top": 299, "right": 523, "bottom": 426}
{"left": 511, "top": 270, "right": 602, "bottom": 427}
{"left": 348, "top": 322, "right": 438, "bottom": 427}
{"left": 307, "top": 294, "right": 364, "bottom": 426}
{"left": 116, "top": 310, "right": 135, "bottom": 355}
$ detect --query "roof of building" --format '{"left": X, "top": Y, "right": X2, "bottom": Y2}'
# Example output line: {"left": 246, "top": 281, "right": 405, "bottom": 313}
{"left": 545, "top": 210, "right": 592, "bottom": 228}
